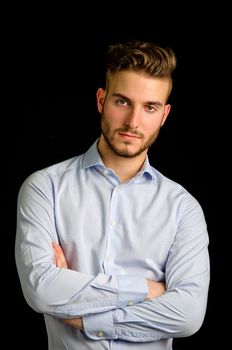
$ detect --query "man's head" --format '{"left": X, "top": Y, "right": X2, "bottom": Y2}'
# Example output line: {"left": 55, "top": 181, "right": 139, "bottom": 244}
{"left": 97, "top": 40, "right": 177, "bottom": 159}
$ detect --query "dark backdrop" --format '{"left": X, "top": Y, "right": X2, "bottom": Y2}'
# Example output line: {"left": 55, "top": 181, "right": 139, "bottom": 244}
{"left": 8, "top": 5, "right": 229, "bottom": 349}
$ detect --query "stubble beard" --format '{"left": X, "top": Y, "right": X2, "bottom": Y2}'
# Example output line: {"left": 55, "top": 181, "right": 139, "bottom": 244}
{"left": 100, "top": 112, "right": 160, "bottom": 158}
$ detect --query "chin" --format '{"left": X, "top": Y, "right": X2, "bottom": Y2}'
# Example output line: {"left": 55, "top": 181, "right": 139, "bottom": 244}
{"left": 115, "top": 145, "right": 142, "bottom": 158}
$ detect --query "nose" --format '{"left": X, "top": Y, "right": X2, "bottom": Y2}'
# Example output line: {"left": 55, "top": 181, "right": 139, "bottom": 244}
{"left": 124, "top": 107, "right": 141, "bottom": 129}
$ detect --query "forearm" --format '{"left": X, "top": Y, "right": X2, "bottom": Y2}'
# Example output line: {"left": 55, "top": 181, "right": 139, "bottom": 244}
{"left": 83, "top": 274, "right": 209, "bottom": 342}
{"left": 16, "top": 250, "right": 148, "bottom": 317}
{"left": 63, "top": 279, "right": 166, "bottom": 330}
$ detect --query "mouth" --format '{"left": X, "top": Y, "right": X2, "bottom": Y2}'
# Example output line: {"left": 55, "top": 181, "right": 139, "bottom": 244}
{"left": 118, "top": 132, "right": 141, "bottom": 140}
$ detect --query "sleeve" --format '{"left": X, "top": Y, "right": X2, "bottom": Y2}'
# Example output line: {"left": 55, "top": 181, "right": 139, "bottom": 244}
{"left": 14, "top": 172, "right": 148, "bottom": 318}
{"left": 82, "top": 195, "right": 210, "bottom": 342}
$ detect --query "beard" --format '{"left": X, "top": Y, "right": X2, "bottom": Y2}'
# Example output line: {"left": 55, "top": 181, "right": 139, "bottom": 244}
{"left": 100, "top": 111, "right": 160, "bottom": 158}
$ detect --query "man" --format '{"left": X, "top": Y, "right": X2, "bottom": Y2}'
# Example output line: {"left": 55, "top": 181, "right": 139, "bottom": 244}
{"left": 15, "top": 40, "right": 210, "bottom": 349}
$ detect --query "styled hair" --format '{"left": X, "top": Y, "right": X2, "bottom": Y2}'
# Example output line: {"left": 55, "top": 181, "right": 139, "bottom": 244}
{"left": 105, "top": 40, "right": 177, "bottom": 94}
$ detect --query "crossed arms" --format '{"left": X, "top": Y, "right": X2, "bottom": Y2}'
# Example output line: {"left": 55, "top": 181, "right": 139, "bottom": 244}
{"left": 15, "top": 174, "right": 210, "bottom": 342}
{"left": 52, "top": 241, "right": 166, "bottom": 331}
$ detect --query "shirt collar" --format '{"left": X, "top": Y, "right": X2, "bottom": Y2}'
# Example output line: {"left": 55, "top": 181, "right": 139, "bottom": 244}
{"left": 138, "top": 158, "right": 156, "bottom": 181}
{"left": 82, "top": 139, "right": 156, "bottom": 182}
{"left": 82, "top": 139, "right": 104, "bottom": 169}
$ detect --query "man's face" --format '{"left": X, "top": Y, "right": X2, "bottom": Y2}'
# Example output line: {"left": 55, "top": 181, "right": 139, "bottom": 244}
{"left": 97, "top": 70, "right": 171, "bottom": 158}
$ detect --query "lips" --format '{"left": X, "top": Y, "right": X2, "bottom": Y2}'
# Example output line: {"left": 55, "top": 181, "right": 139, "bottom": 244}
{"left": 118, "top": 132, "right": 141, "bottom": 139}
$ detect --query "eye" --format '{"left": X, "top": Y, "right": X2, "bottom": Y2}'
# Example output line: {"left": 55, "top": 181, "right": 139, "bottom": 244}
{"left": 145, "top": 105, "right": 157, "bottom": 112}
{"left": 117, "top": 98, "right": 129, "bottom": 106}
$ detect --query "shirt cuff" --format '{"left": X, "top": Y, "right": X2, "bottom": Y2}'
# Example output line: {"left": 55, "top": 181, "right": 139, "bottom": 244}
{"left": 83, "top": 311, "right": 116, "bottom": 340}
{"left": 117, "top": 275, "right": 148, "bottom": 307}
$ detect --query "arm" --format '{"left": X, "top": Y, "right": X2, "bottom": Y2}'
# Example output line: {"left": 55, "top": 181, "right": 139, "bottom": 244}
{"left": 15, "top": 172, "right": 150, "bottom": 318}
{"left": 83, "top": 197, "right": 210, "bottom": 342}
{"left": 52, "top": 242, "right": 166, "bottom": 330}
{"left": 63, "top": 197, "right": 210, "bottom": 342}
{"left": 53, "top": 241, "right": 165, "bottom": 302}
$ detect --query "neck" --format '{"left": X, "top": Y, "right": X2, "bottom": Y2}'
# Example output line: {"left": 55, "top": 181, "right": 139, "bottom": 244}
{"left": 98, "top": 136, "right": 147, "bottom": 183}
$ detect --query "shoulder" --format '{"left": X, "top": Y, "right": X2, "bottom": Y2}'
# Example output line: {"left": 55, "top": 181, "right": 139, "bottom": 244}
{"left": 42, "top": 154, "right": 83, "bottom": 178}
{"left": 152, "top": 167, "right": 204, "bottom": 212}
{"left": 19, "top": 153, "right": 84, "bottom": 194}
{"left": 153, "top": 167, "right": 188, "bottom": 194}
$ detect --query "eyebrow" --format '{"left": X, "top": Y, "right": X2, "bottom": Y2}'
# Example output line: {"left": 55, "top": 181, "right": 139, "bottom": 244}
{"left": 112, "top": 93, "right": 163, "bottom": 107}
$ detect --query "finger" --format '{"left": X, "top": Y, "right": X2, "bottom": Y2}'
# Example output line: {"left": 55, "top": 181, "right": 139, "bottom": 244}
{"left": 52, "top": 246, "right": 63, "bottom": 268}
{"left": 52, "top": 242, "right": 68, "bottom": 268}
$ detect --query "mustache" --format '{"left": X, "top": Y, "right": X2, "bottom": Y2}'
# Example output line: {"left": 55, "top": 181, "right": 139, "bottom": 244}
{"left": 116, "top": 128, "right": 143, "bottom": 138}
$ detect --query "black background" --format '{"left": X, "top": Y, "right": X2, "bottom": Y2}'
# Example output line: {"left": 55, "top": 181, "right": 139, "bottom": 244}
{"left": 8, "top": 4, "right": 229, "bottom": 349}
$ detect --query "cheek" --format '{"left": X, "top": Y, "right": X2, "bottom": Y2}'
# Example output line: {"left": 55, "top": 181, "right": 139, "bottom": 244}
{"left": 104, "top": 105, "right": 124, "bottom": 124}
{"left": 143, "top": 118, "right": 162, "bottom": 133}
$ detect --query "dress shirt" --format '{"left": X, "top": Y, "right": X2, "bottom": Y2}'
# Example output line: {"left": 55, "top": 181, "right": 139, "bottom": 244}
{"left": 15, "top": 139, "right": 210, "bottom": 350}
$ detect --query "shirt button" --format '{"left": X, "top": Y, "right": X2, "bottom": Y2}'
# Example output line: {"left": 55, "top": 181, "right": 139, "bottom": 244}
{"left": 97, "top": 330, "right": 104, "bottom": 337}
{"left": 128, "top": 300, "right": 133, "bottom": 306}
{"left": 111, "top": 221, "right": 116, "bottom": 226}
{"left": 104, "top": 170, "right": 109, "bottom": 175}
{"left": 105, "top": 256, "right": 111, "bottom": 261}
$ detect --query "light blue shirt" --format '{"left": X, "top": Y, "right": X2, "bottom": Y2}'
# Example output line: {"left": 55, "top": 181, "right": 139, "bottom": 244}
{"left": 15, "top": 139, "right": 210, "bottom": 350}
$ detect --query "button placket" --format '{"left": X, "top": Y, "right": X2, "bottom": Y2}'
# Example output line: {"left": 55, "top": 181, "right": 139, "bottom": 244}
{"left": 103, "top": 185, "right": 123, "bottom": 274}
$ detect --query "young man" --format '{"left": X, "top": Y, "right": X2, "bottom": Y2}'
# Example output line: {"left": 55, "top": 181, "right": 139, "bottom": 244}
{"left": 15, "top": 40, "right": 210, "bottom": 349}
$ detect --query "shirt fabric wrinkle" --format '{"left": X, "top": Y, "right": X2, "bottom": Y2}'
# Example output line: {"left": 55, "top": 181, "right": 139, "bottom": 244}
{"left": 15, "top": 138, "right": 210, "bottom": 350}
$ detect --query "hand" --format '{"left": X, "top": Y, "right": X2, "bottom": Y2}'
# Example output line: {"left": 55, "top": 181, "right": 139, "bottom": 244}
{"left": 146, "top": 279, "right": 166, "bottom": 300}
{"left": 52, "top": 241, "right": 68, "bottom": 269}
{"left": 52, "top": 241, "right": 83, "bottom": 330}
{"left": 64, "top": 317, "right": 84, "bottom": 330}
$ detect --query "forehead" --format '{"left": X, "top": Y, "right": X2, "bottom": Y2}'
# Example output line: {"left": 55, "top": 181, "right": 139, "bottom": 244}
{"left": 107, "top": 71, "right": 171, "bottom": 102}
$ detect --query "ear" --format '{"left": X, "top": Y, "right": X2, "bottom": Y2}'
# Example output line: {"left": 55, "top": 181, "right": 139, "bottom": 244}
{"left": 161, "top": 104, "right": 171, "bottom": 126}
{"left": 96, "top": 88, "right": 106, "bottom": 113}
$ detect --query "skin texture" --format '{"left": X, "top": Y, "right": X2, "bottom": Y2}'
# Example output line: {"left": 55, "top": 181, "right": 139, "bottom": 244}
{"left": 53, "top": 70, "right": 171, "bottom": 329}
{"left": 97, "top": 71, "right": 171, "bottom": 182}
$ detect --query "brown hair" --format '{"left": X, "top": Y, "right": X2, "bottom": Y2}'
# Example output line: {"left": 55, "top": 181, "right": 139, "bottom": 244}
{"left": 105, "top": 40, "right": 177, "bottom": 94}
